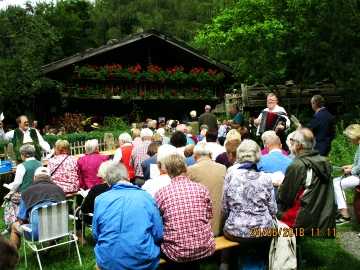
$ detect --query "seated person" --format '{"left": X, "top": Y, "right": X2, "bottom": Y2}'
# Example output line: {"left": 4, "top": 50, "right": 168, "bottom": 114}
{"left": 48, "top": 139, "right": 79, "bottom": 194}
{"left": 184, "top": 144, "right": 196, "bottom": 167}
{"left": 9, "top": 167, "right": 66, "bottom": 254}
{"left": 155, "top": 154, "right": 215, "bottom": 270}
{"left": 112, "top": 133, "right": 135, "bottom": 180}
{"left": 142, "top": 145, "right": 178, "bottom": 197}
{"left": 77, "top": 139, "right": 109, "bottom": 190}
{"left": 205, "top": 128, "right": 226, "bottom": 161}
{"left": 220, "top": 140, "right": 277, "bottom": 269}
{"left": 2, "top": 144, "right": 42, "bottom": 234}
{"left": 225, "top": 139, "right": 242, "bottom": 173}
{"left": 216, "top": 129, "right": 241, "bottom": 168}
{"left": 93, "top": 163, "right": 163, "bottom": 270}
{"left": 333, "top": 124, "right": 360, "bottom": 224}
{"left": 74, "top": 160, "right": 113, "bottom": 244}
{"left": 0, "top": 234, "right": 19, "bottom": 270}
{"left": 261, "top": 131, "right": 288, "bottom": 156}
{"left": 141, "top": 142, "right": 160, "bottom": 181}
{"left": 277, "top": 129, "right": 335, "bottom": 236}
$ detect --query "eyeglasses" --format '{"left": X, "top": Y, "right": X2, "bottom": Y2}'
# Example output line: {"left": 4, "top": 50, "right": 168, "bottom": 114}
{"left": 290, "top": 138, "right": 303, "bottom": 144}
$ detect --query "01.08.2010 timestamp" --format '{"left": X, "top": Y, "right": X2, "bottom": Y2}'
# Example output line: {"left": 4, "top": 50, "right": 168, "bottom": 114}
{"left": 310, "top": 228, "right": 336, "bottom": 237}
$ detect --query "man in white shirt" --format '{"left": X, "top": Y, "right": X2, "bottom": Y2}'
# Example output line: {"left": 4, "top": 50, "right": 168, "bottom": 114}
{"left": 0, "top": 115, "right": 50, "bottom": 162}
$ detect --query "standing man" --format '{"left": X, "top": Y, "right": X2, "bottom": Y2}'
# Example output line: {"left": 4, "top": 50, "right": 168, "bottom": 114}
{"left": 93, "top": 163, "right": 163, "bottom": 270}
{"left": 276, "top": 129, "right": 336, "bottom": 237}
{"left": 228, "top": 104, "right": 244, "bottom": 130}
{"left": 198, "top": 105, "right": 218, "bottom": 132}
{"left": 295, "top": 95, "right": 335, "bottom": 156}
{"left": 254, "top": 93, "right": 290, "bottom": 148}
{"left": 0, "top": 115, "right": 50, "bottom": 163}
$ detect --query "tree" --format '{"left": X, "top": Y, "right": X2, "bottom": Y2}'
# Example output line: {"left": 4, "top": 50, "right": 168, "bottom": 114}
{"left": 0, "top": 4, "right": 61, "bottom": 117}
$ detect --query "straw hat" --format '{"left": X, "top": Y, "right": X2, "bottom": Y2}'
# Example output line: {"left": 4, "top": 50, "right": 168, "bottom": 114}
{"left": 91, "top": 123, "right": 99, "bottom": 129}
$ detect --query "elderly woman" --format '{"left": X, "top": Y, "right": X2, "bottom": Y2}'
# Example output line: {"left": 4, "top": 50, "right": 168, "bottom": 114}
{"left": 75, "top": 160, "right": 112, "bottom": 244}
{"left": 47, "top": 139, "right": 79, "bottom": 194}
{"left": 333, "top": 124, "right": 360, "bottom": 225}
{"left": 189, "top": 110, "right": 199, "bottom": 122}
{"left": 113, "top": 133, "right": 135, "bottom": 180}
{"left": 77, "top": 139, "right": 109, "bottom": 190}
{"left": 220, "top": 139, "right": 277, "bottom": 269}
{"left": 2, "top": 145, "right": 42, "bottom": 234}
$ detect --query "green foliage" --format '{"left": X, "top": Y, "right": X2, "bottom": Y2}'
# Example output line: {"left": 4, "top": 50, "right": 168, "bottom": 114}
{"left": 100, "top": 116, "right": 129, "bottom": 132}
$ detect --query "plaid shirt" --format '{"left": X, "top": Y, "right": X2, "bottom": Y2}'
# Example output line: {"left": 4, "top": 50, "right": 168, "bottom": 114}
{"left": 130, "top": 140, "right": 151, "bottom": 177}
{"left": 154, "top": 175, "right": 215, "bottom": 262}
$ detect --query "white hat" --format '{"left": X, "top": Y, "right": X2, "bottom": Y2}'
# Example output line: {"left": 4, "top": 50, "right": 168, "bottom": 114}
{"left": 91, "top": 123, "right": 99, "bottom": 129}
{"left": 34, "top": 167, "right": 51, "bottom": 177}
{"left": 157, "top": 128, "right": 165, "bottom": 136}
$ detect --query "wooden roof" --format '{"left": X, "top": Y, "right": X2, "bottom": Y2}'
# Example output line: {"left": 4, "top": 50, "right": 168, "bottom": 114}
{"left": 41, "top": 29, "right": 234, "bottom": 77}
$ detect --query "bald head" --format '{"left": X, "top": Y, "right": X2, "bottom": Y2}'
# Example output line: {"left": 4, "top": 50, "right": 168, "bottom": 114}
{"left": 265, "top": 134, "right": 282, "bottom": 152}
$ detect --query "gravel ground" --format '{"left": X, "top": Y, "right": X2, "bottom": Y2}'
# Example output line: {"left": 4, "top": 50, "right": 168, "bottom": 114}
{"left": 337, "top": 207, "right": 360, "bottom": 259}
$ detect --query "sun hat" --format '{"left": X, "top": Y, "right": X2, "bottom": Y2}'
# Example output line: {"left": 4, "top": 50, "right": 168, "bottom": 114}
{"left": 91, "top": 123, "right": 99, "bottom": 129}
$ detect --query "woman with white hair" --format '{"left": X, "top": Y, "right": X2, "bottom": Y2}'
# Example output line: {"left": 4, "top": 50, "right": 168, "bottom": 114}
{"left": 220, "top": 139, "right": 277, "bottom": 269}
{"left": 189, "top": 110, "right": 199, "bottom": 122}
{"left": 77, "top": 139, "right": 109, "bottom": 190}
{"left": 113, "top": 133, "right": 135, "bottom": 180}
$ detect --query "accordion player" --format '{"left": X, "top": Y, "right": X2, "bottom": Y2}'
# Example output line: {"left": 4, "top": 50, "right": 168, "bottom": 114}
{"left": 257, "top": 111, "right": 288, "bottom": 135}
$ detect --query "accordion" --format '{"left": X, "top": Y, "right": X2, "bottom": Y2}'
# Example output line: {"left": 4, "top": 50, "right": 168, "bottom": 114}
{"left": 258, "top": 111, "right": 287, "bottom": 134}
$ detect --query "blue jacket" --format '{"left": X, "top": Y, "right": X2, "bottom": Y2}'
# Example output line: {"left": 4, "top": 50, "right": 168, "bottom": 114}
{"left": 93, "top": 183, "right": 163, "bottom": 270}
{"left": 307, "top": 108, "right": 335, "bottom": 156}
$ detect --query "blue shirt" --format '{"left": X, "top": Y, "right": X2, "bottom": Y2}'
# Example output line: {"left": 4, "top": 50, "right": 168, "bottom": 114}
{"left": 93, "top": 183, "right": 163, "bottom": 270}
{"left": 258, "top": 151, "right": 292, "bottom": 174}
{"left": 218, "top": 125, "right": 227, "bottom": 138}
{"left": 18, "top": 200, "right": 55, "bottom": 240}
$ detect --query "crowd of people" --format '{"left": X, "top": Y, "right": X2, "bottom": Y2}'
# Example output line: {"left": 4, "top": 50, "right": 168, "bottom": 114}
{"left": 1, "top": 94, "right": 359, "bottom": 270}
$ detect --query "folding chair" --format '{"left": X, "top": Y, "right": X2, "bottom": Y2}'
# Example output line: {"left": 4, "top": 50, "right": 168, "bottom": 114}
{"left": 21, "top": 200, "right": 82, "bottom": 270}
{"left": 74, "top": 206, "right": 93, "bottom": 246}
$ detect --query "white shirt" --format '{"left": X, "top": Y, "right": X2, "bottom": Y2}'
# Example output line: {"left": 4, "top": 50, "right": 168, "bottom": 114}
{"left": 12, "top": 157, "right": 36, "bottom": 192}
{"left": 0, "top": 128, "right": 50, "bottom": 152}
{"left": 206, "top": 142, "right": 225, "bottom": 161}
{"left": 255, "top": 105, "right": 290, "bottom": 134}
{"left": 112, "top": 142, "right": 133, "bottom": 164}
{"left": 142, "top": 174, "right": 171, "bottom": 198}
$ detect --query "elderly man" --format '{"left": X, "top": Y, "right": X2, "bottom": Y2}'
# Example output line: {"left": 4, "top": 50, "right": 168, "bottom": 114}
{"left": 276, "top": 129, "right": 336, "bottom": 237}
{"left": 254, "top": 93, "right": 290, "bottom": 148}
{"left": 295, "top": 95, "right": 335, "bottom": 156}
{"left": 155, "top": 154, "right": 215, "bottom": 269}
{"left": 93, "top": 163, "right": 163, "bottom": 270}
{"left": 130, "top": 128, "right": 153, "bottom": 187}
{"left": 142, "top": 144, "right": 178, "bottom": 197}
{"left": 187, "top": 143, "right": 226, "bottom": 235}
{"left": 9, "top": 167, "right": 66, "bottom": 251}
{"left": 228, "top": 103, "right": 244, "bottom": 130}
{"left": 0, "top": 115, "right": 50, "bottom": 162}
{"left": 198, "top": 105, "right": 218, "bottom": 132}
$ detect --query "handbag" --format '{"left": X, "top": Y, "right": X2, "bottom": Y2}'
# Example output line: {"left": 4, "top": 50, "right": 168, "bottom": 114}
{"left": 50, "top": 155, "right": 69, "bottom": 176}
{"left": 354, "top": 185, "right": 360, "bottom": 223}
{"left": 268, "top": 217, "right": 297, "bottom": 270}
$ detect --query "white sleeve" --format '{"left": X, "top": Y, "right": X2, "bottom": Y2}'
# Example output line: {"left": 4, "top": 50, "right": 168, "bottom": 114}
{"left": 112, "top": 148, "right": 122, "bottom": 164}
{"left": 12, "top": 164, "right": 26, "bottom": 192}
{"left": 0, "top": 129, "right": 14, "bottom": 142}
{"left": 35, "top": 129, "right": 50, "bottom": 152}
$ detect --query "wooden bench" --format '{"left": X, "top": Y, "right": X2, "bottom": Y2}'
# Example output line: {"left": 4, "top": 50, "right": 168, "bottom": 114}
{"left": 159, "top": 236, "right": 240, "bottom": 264}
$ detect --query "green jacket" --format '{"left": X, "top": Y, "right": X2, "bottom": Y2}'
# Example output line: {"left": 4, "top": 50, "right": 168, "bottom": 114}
{"left": 276, "top": 150, "right": 336, "bottom": 238}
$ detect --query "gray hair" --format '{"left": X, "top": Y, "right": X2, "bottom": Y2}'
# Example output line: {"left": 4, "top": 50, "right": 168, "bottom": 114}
{"left": 311, "top": 95, "right": 324, "bottom": 108}
{"left": 293, "top": 128, "right": 316, "bottom": 150}
{"left": 85, "top": 139, "right": 98, "bottom": 154}
{"left": 140, "top": 128, "right": 153, "bottom": 140}
{"left": 236, "top": 139, "right": 261, "bottom": 164}
{"left": 190, "top": 110, "right": 197, "bottom": 117}
{"left": 118, "top": 132, "right": 132, "bottom": 143}
{"left": 19, "top": 144, "right": 35, "bottom": 158}
{"left": 230, "top": 103, "right": 239, "bottom": 111}
{"left": 157, "top": 144, "right": 178, "bottom": 171}
{"left": 193, "top": 143, "right": 211, "bottom": 157}
{"left": 261, "top": 130, "right": 276, "bottom": 142}
{"left": 97, "top": 160, "right": 114, "bottom": 180}
{"left": 200, "top": 124, "right": 209, "bottom": 131}
{"left": 205, "top": 105, "right": 211, "bottom": 112}
{"left": 265, "top": 134, "right": 281, "bottom": 146}
{"left": 164, "top": 154, "right": 187, "bottom": 178}
{"left": 105, "top": 163, "right": 128, "bottom": 186}
{"left": 176, "top": 124, "right": 186, "bottom": 132}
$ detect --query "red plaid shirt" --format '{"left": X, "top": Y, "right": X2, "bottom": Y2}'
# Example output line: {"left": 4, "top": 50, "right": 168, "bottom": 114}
{"left": 154, "top": 175, "right": 215, "bottom": 262}
{"left": 130, "top": 140, "right": 151, "bottom": 177}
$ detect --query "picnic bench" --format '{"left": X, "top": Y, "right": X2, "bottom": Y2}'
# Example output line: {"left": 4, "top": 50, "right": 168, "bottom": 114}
{"left": 159, "top": 236, "right": 240, "bottom": 264}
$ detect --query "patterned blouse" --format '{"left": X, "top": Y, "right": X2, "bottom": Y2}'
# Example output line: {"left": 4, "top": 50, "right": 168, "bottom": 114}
{"left": 222, "top": 163, "right": 277, "bottom": 238}
{"left": 48, "top": 154, "right": 79, "bottom": 193}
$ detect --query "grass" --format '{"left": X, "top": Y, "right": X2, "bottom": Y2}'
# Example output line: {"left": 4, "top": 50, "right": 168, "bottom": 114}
{"left": 1, "top": 126, "right": 360, "bottom": 269}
